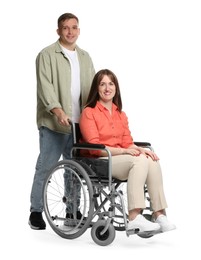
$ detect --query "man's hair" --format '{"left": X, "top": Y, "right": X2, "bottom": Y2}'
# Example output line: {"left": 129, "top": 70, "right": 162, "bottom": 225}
{"left": 58, "top": 13, "right": 79, "bottom": 28}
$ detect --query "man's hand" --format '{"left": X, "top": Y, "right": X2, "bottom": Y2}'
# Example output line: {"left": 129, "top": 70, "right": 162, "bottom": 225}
{"left": 51, "top": 108, "right": 71, "bottom": 126}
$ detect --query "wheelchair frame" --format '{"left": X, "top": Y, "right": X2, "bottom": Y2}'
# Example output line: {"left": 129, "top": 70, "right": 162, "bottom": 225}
{"left": 42, "top": 122, "right": 157, "bottom": 246}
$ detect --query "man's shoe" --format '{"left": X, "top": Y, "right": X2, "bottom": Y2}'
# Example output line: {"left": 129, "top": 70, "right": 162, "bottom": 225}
{"left": 29, "top": 212, "right": 46, "bottom": 230}
{"left": 155, "top": 214, "right": 176, "bottom": 232}
{"left": 66, "top": 211, "right": 83, "bottom": 220}
{"left": 64, "top": 211, "right": 85, "bottom": 226}
{"left": 128, "top": 214, "right": 160, "bottom": 232}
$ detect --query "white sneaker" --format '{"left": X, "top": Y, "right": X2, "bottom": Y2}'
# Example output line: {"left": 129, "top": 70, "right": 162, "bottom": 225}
{"left": 128, "top": 214, "right": 160, "bottom": 232}
{"left": 155, "top": 215, "right": 176, "bottom": 232}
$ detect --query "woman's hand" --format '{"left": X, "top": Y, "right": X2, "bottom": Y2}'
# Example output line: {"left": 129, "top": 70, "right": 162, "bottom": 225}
{"left": 126, "top": 145, "right": 159, "bottom": 161}
{"left": 138, "top": 148, "right": 159, "bottom": 161}
{"left": 124, "top": 148, "right": 141, "bottom": 156}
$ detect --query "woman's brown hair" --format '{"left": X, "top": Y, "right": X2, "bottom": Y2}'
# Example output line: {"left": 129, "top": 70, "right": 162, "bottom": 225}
{"left": 85, "top": 69, "right": 122, "bottom": 111}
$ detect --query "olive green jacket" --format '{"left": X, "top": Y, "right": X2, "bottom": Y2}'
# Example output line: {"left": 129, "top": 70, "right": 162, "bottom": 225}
{"left": 36, "top": 40, "right": 95, "bottom": 133}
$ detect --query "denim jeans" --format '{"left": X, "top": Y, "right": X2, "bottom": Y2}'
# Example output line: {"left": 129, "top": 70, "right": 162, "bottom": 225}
{"left": 30, "top": 126, "right": 74, "bottom": 212}
{"left": 64, "top": 171, "right": 81, "bottom": 214}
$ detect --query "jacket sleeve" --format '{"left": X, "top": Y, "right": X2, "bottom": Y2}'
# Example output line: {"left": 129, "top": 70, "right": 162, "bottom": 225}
{"left": 36, "top": 51, "right": 62, "bottom": 113}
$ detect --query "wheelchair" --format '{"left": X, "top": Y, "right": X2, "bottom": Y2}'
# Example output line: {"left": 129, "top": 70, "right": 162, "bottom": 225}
{"left": 42, "top": 123, "right": 159, "bottom": 246}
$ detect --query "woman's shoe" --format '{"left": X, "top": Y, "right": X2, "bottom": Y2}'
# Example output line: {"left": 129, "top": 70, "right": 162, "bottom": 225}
{"left": 128, "top": 214, "right": 160, "bottom": 232}
{"left": 155, "top": 214, "right": 176, "bottom": 232}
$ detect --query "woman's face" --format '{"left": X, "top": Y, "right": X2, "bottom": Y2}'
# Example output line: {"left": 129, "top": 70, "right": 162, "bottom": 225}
{"left": 98, "top": 75, "right": 116, "bottom": 103}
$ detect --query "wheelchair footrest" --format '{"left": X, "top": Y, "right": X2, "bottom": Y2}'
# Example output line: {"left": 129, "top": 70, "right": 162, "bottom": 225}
{"left": 127, "top": 228, "right": 162, "bottom": 237}
{"left": 127, "top": 228, "right": 140, "bottom": 236}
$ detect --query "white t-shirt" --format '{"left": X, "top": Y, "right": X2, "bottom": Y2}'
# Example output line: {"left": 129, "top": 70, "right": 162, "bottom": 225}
{"left": 61, "top": 46, "right": 81, "bottom": 123}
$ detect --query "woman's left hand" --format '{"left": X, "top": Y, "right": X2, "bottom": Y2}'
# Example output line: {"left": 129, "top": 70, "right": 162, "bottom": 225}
{"left": 140, "top": 149, "right": 159, "bottom": 161}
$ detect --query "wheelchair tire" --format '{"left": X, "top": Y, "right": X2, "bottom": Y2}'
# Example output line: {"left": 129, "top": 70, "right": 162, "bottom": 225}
{"left": 43, "top": 159, "right": 94, "bottom": 239}
{"left": 91, "top": 220, "right": 116, "bottom": 246}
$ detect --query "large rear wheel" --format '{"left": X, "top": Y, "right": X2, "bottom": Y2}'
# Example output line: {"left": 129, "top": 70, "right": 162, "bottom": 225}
{"left": 43, "top": 159, "right": 94, "bottom": 239}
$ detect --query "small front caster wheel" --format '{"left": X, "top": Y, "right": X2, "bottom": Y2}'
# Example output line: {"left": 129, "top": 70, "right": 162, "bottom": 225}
{"left": 91, "top": 220, "right": 115, "bottom": 246}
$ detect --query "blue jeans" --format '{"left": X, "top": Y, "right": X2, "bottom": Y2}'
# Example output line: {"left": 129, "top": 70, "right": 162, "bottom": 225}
{"left": 30, "top": 126, "right": 74, "bottom": 212}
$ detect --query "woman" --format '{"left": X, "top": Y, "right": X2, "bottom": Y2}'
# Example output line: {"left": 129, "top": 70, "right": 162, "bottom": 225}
{"left": 79, "top": 69, "right": 176, "bottom": 233}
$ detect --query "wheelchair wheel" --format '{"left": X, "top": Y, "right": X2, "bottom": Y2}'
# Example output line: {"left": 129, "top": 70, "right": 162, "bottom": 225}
{"left": 91, "top": 220, "right": 116, "bottom": 246}
{"left": 43, "top": 159, "right": 94, "bottom": 239}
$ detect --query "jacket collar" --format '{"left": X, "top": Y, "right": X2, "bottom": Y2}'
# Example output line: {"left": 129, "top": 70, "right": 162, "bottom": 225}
{"left": 55, "top": 39, "right": 82, "bottom": 54}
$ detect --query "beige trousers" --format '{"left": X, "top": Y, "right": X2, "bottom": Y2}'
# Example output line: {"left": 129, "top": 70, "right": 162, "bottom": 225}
{"left": 110, "top": 154, "right": 168, "bottom": 212}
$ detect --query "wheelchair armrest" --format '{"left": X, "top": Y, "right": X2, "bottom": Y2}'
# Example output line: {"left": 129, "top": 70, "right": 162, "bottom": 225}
{"left": 73, "top": 142, "right": 152, "bottom": 151}
{"left": 135, "top": 142, "right": 154, "bottom": 152}
{"left": 135, "top": 142, "right": 151, "bottom": 147}
{"left": 73, "top": 143, "right": 105, "bottom": 149}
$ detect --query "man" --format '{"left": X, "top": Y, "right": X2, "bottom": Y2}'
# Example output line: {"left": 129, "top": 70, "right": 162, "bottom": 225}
{"left": 29, "top": 13, "right": 95, "bottom": 230}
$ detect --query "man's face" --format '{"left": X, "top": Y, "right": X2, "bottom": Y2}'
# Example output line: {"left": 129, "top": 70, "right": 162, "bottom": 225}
{"left": 57, "top": 18, "right": 80, "bottom": 48}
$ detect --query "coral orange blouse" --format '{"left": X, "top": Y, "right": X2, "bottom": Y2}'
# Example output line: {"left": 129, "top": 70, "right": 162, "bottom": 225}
{"left": 79, "top": 101, "right": 134, "bottom": 157}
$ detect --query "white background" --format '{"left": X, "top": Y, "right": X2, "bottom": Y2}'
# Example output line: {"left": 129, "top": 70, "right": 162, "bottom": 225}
{"left": 1, "top": 0, "right": 200, "bottom": 259}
